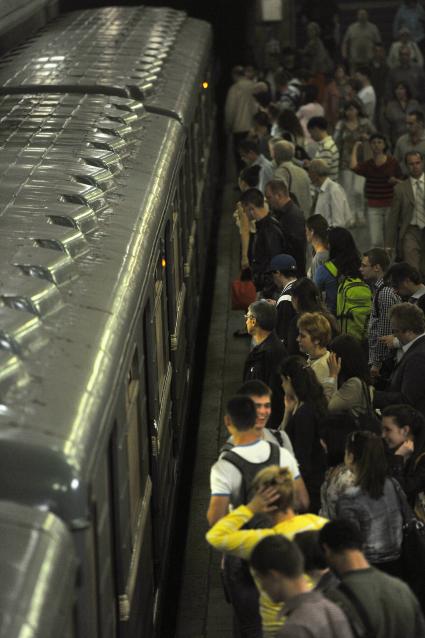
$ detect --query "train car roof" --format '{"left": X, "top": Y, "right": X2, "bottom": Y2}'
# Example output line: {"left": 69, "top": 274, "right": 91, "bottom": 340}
{"left": 0, "top": 92, "right": 185, "bottom": 524}
{"left": 0, "top": 500, "right": 76, "bottom": 638}
{"left": 0, "top": 6, "right": 212, "bottom": 124}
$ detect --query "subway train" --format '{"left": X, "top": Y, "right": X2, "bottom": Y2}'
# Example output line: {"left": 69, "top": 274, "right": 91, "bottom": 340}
{"left": 0, "top": 3, "right": 215, "bottom": 637}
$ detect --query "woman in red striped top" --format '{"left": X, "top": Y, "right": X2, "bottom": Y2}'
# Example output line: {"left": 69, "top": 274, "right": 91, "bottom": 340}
{"left": 350, "top": 133, "right": 403, "bottom": 248}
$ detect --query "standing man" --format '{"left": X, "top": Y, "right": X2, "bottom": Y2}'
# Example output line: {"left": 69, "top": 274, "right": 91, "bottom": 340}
{"left": 268, "top": 254, "right": 298, "bottom": 346}
{"left": 264, "top": 180, "right": 307, "bottom": 276}
{"left": 341, "top": 9, "right": 381, "bottom": 72}
{"left": 387, "top": 45, "right": 425, "bottom": 102}
{"left": 308, "top": 159, "right": 351, "bottom": 227}
{"left": 359, "top": 249, "right": 401, "bottom": 384}
{"left": 307, "top": 117, "right": 340, "bottom": 181}
{"left": 239, "top": 188, "right": 286, "bottom": 295}
{"left": 387, "top": 151, "right": 425, "bottom": 277}
{"left": 320, "top": 520, "right": 425, "bottom": 637}
{"left": 272, "top": 140, "right": 312, "bottom": 216}
{"left": 394, "top": 111, "right": 425, "bottom": 174}
{"left": 238, "top": 139, "right": 274, "bottom": 194}
{"left": 374, "top": 303, "right": 425, "bottom": 415}
{"left": 243, "top": 300, "right": 288, "bottom": 426}
{"left": 355, "top": 67, "right": 377, "bottom": 122}
{"left": 386, "top": 262, "right": 425, "bottom": 312}
{"left": 225, "top": 66, "right": 267, "bottom": 172}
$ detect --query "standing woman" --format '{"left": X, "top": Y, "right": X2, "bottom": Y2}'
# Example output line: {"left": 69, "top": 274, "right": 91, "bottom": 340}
{"left": 281, "top": 355, "right": 328, "bottom": 512}
{"left": 337, "top": 431, "right": 404, "bottom": 576}
{"left": 323, "top": 64, "right": 350, "bottom": 130}
{"left": 334, "top": 100, "right": 375, "bottom": 226}
{"left": 382, "top": 82, "right": 420, "bottom": 148}
{"left": 382, "top": 404, "right": 425, "bottom": 516}
{"left": 351, "top": 133, "right": 402, "bottom": 248}
{"left": 314, "top": 226, "right": 361, "bottom": 314}
{"left": 324, "top": 334, "right": 375, "bottom": 418}
{"left": 287, "top": 278, "right": 338, "bottom": 355}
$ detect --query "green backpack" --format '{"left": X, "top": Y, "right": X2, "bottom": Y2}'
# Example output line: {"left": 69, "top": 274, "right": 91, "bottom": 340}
{"left": 324, "top": 261, "right": 372, "bottom": 341}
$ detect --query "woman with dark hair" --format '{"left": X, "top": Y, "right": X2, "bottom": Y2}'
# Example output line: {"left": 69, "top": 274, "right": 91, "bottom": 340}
{"left": 287, "top": 277, "right": 338, "bottom": 354}
{"left": 382, "top": 404, "right": 425, "bottom": 518}
{"left": 337, "top": 431, "right": 404, "bottom": 575}
{"left": 324, "top": 334, "right": 374, "bottom": 417}
{"left": 314, "top": 226, "right": 361, "bottom": 314}
{"left": 382, "top": 81, "right": 421, "bottom": 147}
{"left": 281, "top": 355, "right": 328, "bottom": 512}
{"left": 319, "top": 413, "right": 357, "bottom": 518}
{"left": 334, "top": 99, "right": 375, "bottom": 226}
{"left": 276, "top": 110, "right": 309, "bottom": 161}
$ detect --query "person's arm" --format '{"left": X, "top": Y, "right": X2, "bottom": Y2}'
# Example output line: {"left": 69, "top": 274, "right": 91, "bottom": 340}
{"left": 206, "top": 488, "right": 279, "bottom": 559}
{"left": 294, "top": 476, "right": 310, "bottom": 512}
{"left": 350, "top": 140, "right": 363, "bottom": 170}
{"left": 388, "top": 452, "right": 425, "bottom": 500}
{"left": 369, "top": 290, "right": 401, "bottom": 368}
{"left": 207, "top": 496, "right": 230, "bottom": 527}
{"left": 327, "top": 378, "right": 362, "bottom": 413}
{"left": 341, "top": 26, "right": 350, "bottom": 60}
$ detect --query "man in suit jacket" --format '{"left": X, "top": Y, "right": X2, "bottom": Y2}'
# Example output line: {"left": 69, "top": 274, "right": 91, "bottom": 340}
{"left": 387, "top": 150, "right": 425, "bottom": 278}
{"left": 374, "top": 303, "right": 425, "bottom": 415}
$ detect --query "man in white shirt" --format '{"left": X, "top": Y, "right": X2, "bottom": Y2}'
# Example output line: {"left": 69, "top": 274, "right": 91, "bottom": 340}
{"left": 308, "top": 159, "right": 351, "bottom": 226}
{"left": 206, "top": 395, "right": 307, "bottom": 526}
{"left": 387, "top": 150, "right": 425, "bottom": 277}
{"left": 355, "top": 67, "right": 377, "bottom": 122}
{"left": 238, "top": 138, "right": 274, "bottom": 193}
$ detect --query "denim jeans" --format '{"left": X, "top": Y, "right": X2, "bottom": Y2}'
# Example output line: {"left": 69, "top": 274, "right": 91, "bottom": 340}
{"left": 368, "top": 205, "right": 391, "bottom": 247}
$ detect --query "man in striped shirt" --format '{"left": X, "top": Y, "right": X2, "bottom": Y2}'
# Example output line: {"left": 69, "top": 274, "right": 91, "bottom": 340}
{"left": 307, "top": 116, "right": 340, "bottom": 182}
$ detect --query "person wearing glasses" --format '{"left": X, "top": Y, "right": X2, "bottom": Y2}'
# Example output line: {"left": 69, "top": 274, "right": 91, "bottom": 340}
{"left": 374, "top": 302, "right": 425, "bottom": 416}
{"left": 336, "top": 431, "right": 404, "bottom": 576}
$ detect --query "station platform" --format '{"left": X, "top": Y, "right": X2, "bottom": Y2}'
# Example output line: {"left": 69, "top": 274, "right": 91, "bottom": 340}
{"left": 174, "top": 170, "right": 370, "bottom": 638}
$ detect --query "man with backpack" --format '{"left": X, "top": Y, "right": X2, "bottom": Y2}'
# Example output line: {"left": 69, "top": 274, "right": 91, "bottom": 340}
{"left": 206, "top": 395, "right": 301, "bottom": 638}
{"left": 360, "top": 248, "right": 401, "bottom": 384}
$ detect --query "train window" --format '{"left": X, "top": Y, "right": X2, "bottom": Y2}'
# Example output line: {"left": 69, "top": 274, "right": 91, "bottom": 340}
{"left": 126, "top": 359, "right": 142, "bottom": 537}
{"left": 171, "top": 210, "right": 182, "bottom": 294}
{"left": 154, "top": 267, "right": 168, "bottom": 398}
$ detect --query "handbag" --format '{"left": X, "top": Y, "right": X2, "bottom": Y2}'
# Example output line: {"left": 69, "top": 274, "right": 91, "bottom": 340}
{"left": 391, "top": 478, "right": 425, "bottom": 604}
{"left": 231, "top": 268, "right": 256, "bottom": 311}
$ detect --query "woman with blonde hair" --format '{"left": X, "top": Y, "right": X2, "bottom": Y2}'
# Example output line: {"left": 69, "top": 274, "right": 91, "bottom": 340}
{"left": 206, "top": 465, "right": 327, "bottom": 637}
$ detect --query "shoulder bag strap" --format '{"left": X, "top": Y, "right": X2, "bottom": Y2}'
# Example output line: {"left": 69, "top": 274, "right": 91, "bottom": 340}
{"left": 390, "top": 477, "right": 415, "bottom": 525}
{"left": 360, "top": 381, "right": 373, "bottom": 417}
{"left": 339, "top": 582, "right": 375, "bottom": 638}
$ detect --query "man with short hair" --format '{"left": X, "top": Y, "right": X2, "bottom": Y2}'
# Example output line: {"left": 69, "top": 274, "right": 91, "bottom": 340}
{"left": 238, "top": 138, "right": 274, "bottom": 193}
{"left": 268, "top": 253, "right": 298, "bottom": 346}
{"left": 360, "top": 248, "right": 401, "bottom": 382}
{"left": 320, "top": 520, "right": 425, "bottom": 638}
{"left": 388, "top": 150, "right": 425, "bottom": 276}
{"left": 386, "top": 261, "right": 425, "bottom": 312}
{"left": 272, "top": 140, "right": 312, "bottom": 216}
{"left": 355, "top": 66, "right": 377, "bottom": 121}
{"left": 305, "top": 214, "right": 329, "bottom": 279}
{"left": 250, "top": 536, "right": 355, "bottom": 638}
{"left": 206, "top": 395, "right": 300, "bottom": 638}
{"left": 341, "top": 8, "right": 381, "bottom": 72}
{"left": 387, "top": 44, "right": 425, "bottom": 102}
{"left": 394, "top": 112, "right": 425, "bottom": 174}
{"left": 265, "top": 180, "right": 306, "bottom": 275}
{"left": 374, "top": 302, "right": 425, "bottom": 415}
{"left": 240, "top": 188, "right": 286, "bottom": 294}
{"left": 236, "top": 379, "right": 295, "bottom": 455}
{"left": 308, "top": 159, "right": 351, "bottom": 226}
{"left": 243, "top": 300, "right": 288, "bottom": 426}
{"left": 306, "top": 117, "right": 339, "bottom": 181}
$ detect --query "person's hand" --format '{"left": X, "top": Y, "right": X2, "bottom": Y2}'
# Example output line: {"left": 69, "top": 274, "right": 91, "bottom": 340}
{"left": 395, "top": 439, "right": 414, "bottom": 458}
{"left": 247, "top": 486, "right": 280, "bottom": 514}
{"left": 379, "top": 335, "right": 397, "bottom": 348}
{"left": 388, "top": 177, "right": 401, "bottom": 185}
{"left": 327, "top": 352, "right": 341, "bottom": 378}
{"left": 265, "top": 298, "right": 277, "bottom": 305}
{"left": 284, "top": 393, "right": 298, "bottom": 414}
{"left": 370, "top": 364, "right": 381, "bottom": 380}
{"left": 241, "top": 259, "right": 250, "bottom": 270}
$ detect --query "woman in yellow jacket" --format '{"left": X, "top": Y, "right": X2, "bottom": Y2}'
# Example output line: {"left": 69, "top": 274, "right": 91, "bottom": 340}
{"left": 206, "top": 466, "right": 328, "bottom": 637}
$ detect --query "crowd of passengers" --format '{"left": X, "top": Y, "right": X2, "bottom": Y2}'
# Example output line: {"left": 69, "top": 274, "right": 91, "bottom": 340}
{"left": 205, "top": 3, "right": 425, "bottom": 637}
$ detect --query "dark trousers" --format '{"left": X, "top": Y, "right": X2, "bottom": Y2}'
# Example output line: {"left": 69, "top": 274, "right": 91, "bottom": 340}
{"left": 222, "top": 555, "right": 262, "bottom": 638}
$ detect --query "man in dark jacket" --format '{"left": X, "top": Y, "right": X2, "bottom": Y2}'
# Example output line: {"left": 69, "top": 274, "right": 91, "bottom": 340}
{"left": 374, "top": 303, "right": 425, "bottom": 415}
{"left": 240, "top": 188, "right": 287, "bottom": 295}
{"left": 243, "top": 300, "right": 288, "bottom": 426}
{"left": 265, "top": 179, "right": 307, "bottom": 275}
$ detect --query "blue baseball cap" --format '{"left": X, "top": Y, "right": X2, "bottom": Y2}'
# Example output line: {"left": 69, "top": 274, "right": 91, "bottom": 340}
{"left": 269, "top": 254, "right": 297, "bottom": 272}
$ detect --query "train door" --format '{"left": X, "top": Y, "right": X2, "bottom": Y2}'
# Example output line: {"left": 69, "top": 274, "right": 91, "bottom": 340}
{"left": 109, "top": 341, "right": 155, "bottom": 638}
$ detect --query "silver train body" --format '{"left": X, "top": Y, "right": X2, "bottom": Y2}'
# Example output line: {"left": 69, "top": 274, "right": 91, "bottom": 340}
{"left": 0, "top": 3, "right": 214, "bottom": 637}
